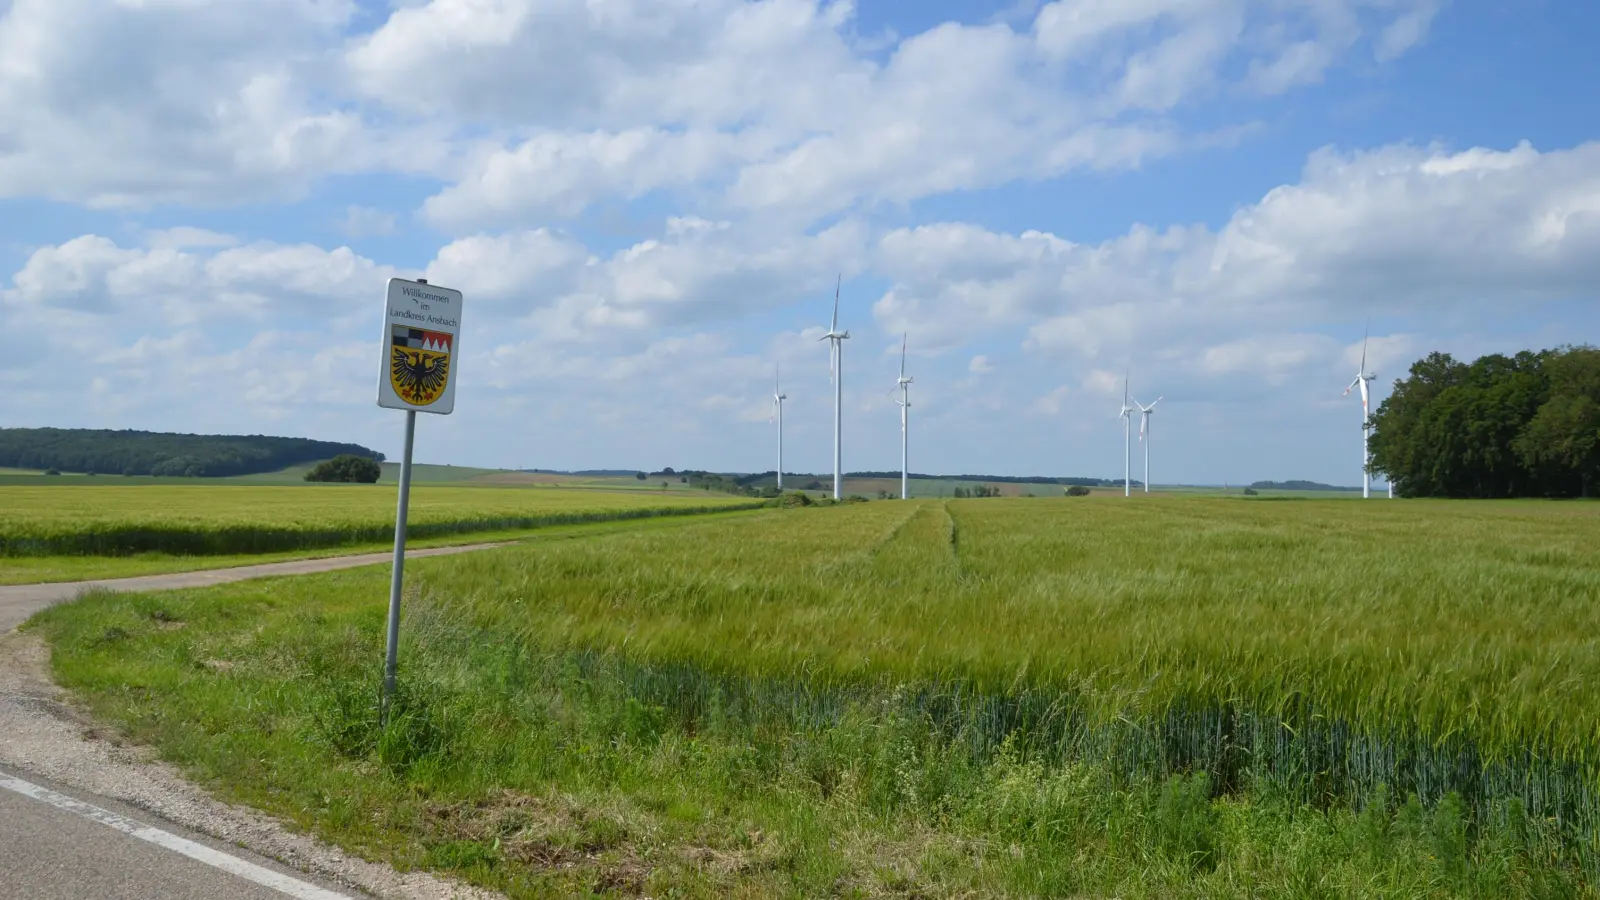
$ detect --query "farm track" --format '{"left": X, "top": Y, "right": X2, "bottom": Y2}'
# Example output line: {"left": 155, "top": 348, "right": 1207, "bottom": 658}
{"left": 0, "top": 543, "right": 514, "bottom": 634}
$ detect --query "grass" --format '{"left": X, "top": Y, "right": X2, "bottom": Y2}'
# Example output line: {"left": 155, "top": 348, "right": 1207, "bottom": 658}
{"left": 29, "top": 495, "right": 1600, "bottom": 897}
{"left": 0, "top": 484, "right": 760, "bottom": 557}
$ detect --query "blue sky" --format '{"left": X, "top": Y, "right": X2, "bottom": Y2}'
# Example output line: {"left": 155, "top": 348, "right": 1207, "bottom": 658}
{"left": 1, "top": 0, "right": 1596, "bottom": 486}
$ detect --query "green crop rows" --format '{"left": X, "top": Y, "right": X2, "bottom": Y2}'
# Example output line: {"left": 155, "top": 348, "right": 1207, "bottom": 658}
{"left": 418, "top": 497, "right": 1600, "bottom": 854}
{"left": 0, "top": 485, "right": 760, "bottom": 556}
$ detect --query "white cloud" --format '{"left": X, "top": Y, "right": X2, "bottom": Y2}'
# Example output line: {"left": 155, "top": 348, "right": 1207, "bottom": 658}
{"left": 969, "top": 355, "right": 995, "bottom": 375}
{"left": 3, "top": 233, "right": 398, "bottom": 326}
{"left": 424, "top": 129, "right": 766, "bottom": 227}
{"left": 1200, "top": 333, "right": 1340, "bottom": 383}
{"left": 424, "top": 229, "right": 593, "bottom": 306}
{"left": 873, "top": 139, "right": 1600, "bottom": 378}
{"left": 0, "top": 0, "right": 1442, "bottom": 227}
{"left": 1374, "top": 1, "right": 1440, "bottom": 61}
{"left": 370, "top": 0, "right": 1437, "bottom": 230}
{"left": 0, "top": 0, "right": 413, "bottom": 207}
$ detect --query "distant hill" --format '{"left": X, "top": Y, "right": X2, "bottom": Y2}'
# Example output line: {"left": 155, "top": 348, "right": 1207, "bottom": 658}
{"left": 1249, "top": 480, "right": 1361, "bottom": 492}
{"left": 0, "top": 428, "right": 384, "bottom": 478}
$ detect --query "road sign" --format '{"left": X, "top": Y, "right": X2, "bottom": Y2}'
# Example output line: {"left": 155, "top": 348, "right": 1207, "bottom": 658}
{"left": 377, "top": 277, "right": 463, "bottom": 415}
{"left": 376, "top": 276, "right": 462, "bottom": 719}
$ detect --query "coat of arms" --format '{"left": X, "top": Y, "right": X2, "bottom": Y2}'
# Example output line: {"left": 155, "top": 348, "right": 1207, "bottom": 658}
{"left": 390, "top": 325, "right": 452, "bottom": 406}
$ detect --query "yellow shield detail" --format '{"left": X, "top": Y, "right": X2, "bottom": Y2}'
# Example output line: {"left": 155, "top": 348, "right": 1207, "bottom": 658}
{"left": 390, "top": 327, "right": 452, "bottom": 406}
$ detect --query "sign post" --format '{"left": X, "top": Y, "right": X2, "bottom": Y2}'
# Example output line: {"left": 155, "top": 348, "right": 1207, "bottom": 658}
{"left": 376, "top": 276, "right": 463, "bottom": 719}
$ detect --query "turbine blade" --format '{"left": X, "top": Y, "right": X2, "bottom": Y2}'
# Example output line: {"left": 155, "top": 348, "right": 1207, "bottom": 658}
{"left": 900, "top": 331, "right": 907, "bottom": 378}
{"left": 1360, "top": 319, "right": 1369, "bottom": 373}
{"left": 831, "top": 273, "right": 841, "bottom": 333}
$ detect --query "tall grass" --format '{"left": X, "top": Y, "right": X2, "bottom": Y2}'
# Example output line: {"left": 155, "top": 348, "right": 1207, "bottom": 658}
{"left": 0, "top": 485, "right": 761, "bottom": 556}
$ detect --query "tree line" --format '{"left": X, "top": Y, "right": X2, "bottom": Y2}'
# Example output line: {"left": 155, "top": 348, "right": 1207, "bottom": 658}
{"left": 1370, "top": 345, "right": 1600, "bottom": 498}
{"left": 0, "top": 428, "right": 385, "bottom": 478}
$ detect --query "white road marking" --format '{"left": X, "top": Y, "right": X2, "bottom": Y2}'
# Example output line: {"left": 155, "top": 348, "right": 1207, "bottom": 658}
{"left": 0, "top": 773, "right": 351, "bottom": 899}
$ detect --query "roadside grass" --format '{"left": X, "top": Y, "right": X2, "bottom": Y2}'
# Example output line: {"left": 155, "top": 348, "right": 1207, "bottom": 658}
{"left": 29, "top": 496, "right": 1600, "bottom": 897}
{"left": 0, "top": 507, "right": 773, "bottom": 585}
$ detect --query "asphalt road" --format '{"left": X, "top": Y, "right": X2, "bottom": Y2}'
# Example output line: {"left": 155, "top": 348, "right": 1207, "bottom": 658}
{"left": 0, "top": 766, "right": 355, "bottom": 900}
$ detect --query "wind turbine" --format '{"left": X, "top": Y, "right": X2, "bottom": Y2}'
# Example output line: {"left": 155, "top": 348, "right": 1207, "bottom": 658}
{"left": 818, "top": 275, "right": 849, "bottom": 500}
{"left": 771, "top": 364, "right": 787, "bottom": 491}
{"left": 890, "top": 332, "right": 913, "bottom": 500}
{"left": 1343, "top": 326, "right": 1376, "bottom": 499}
{"left": 1119, "top": 372, "right": 1133, "bottom": 498}
{"left": 1134, "top": 395, "right": 1162, "bottom": 493}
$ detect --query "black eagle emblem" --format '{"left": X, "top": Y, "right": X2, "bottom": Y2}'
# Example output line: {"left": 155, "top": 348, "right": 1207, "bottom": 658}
{"left": 390, "top": 326, "right": 452, "bottom": 405}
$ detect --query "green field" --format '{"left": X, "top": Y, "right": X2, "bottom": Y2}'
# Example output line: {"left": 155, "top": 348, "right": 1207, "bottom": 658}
{"left": 28, "top": 495, "right": 1600, "bottom": 897}
{"left": 0, "top": 484, "right": 759, "bottom": 558}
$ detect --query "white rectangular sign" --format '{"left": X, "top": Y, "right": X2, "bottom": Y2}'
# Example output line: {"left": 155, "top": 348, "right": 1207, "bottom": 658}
{"left": 377, "top": 277, "right": 463, "bottom": 415}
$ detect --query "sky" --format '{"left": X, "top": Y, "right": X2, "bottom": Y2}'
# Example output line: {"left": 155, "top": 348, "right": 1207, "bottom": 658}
{"left": 1, "top": 0, "right": 1596, "bottom": 486}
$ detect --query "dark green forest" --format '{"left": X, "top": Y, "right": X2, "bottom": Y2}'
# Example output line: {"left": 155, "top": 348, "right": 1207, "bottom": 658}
{"left": 0, "top": 428, "right": 385, "bottom": 478}
{"left": 1370, "top": 345, "right": 1600, "bottom": 498}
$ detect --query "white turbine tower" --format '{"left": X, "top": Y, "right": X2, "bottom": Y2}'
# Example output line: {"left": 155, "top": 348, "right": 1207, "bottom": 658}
{"left": 891, "top": 332, "right": 913, "bottom": 500}
{"left": 1119, "top": 372, "right": 1133, "bottom": 498}
{"left": 771, "top": 364, "right": 787, "bottom": 491}
{"left": 1343, "top": 327, "right": 1376, "bottom": 499}
{"left": 818, "top": 275, "right": 849, "bottom": 500}
{"left": 1134, "top": 395, "right": 1162, "bottom": 493}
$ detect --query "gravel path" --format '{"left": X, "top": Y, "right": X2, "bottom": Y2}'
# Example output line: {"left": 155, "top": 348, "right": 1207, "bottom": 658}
{"left": 0, "top": 542, "right": 512, "bottom": 633}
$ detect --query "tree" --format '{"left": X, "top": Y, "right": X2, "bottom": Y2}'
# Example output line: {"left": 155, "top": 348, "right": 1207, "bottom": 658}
{"left": 304, "top": 455, "right": 382, "bottom": 484}
{"left": 1065, "top": 485, "right": 1090, "bottom": 497}
{"left": 635, "top": 472, "right": 647, "bottom": 480}
{"left": 0, "top": 427, "right": 383, "bottom": 477}
{"left": 1514, "top": 346, "right": 1600, "bottom": 496}
{"left": 1370, "top": 345, "right": 1600, "bottom": 498}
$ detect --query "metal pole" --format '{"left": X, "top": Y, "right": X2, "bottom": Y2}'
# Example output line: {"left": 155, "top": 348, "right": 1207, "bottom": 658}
{"left": 833, "top": 342, "right": 842, "bottom": 501}
{"left": 1124, "top": 417, "right": 1130, "bottom": 498}
{"left": 1362, "top": 423, "right": 1370, "bottom": 499}
{"left": 382, "top": 409, "right": 417, "bottom": 718}
{"left": 900, "top": 399, "right": 908, "bottom": 500}
{"left": 777, "top": 401, "right": 783, "bottom": 491}
{"left": 1144, "top": 419, "right": 1151, "bottom": 493}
